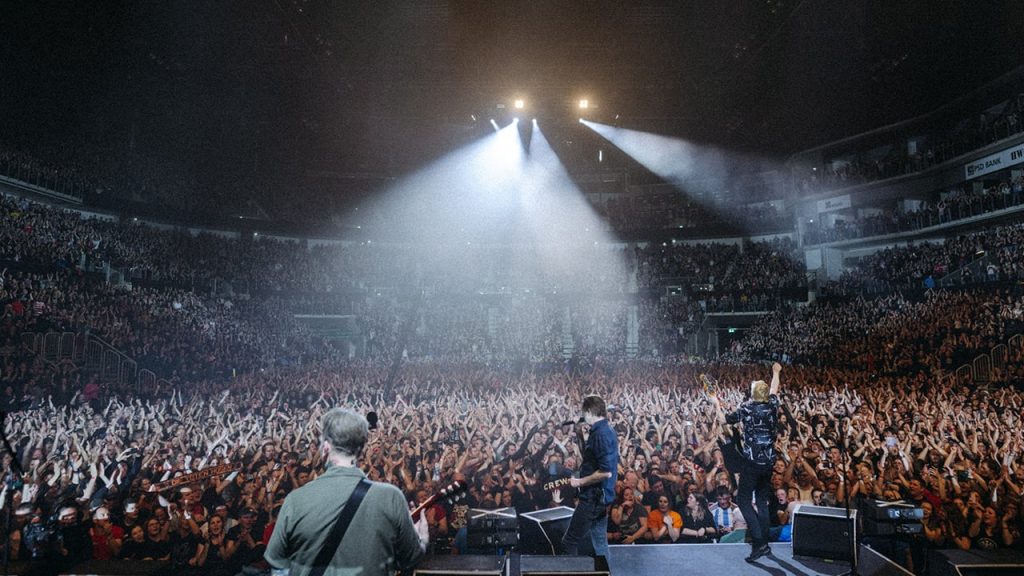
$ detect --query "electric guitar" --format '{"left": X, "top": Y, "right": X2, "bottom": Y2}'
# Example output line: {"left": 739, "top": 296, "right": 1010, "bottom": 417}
{"left": 410, "top": 480, "right": 465, "bottom": 521}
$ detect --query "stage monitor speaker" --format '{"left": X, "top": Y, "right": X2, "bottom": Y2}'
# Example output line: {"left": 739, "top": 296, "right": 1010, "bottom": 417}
{"left": 792, "top": 505, "right": 857, "bottom": 563}
{"left": 927, "top": 548, "right": 1024, "bottom": 576}
{"left": 519, "top": 554, "right": 609, "bottom": 575}
{"left": 519, "top": 506, "right": 575, "bottom": 555}
{"left": 469, "top": 507, "right": 518, "bottom": 531}
{"left": 412, "top": 554, "right": 506, "bottom": 576}
{"left": 467, "top": 530, "right": 519, "bottom": 549}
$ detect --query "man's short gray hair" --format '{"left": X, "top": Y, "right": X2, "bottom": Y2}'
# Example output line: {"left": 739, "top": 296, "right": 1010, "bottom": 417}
{"left": 321, "top": 408, "right": 369, "bottom": 457}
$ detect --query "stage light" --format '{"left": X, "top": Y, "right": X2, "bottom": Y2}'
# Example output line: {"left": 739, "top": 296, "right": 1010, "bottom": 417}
{"left": 514, "top": 99, "right": 525, "bottom": 109}
{"left": 578, "top": 99, "right": 589, "bottom": 109}
{"left": 490, "top": 119, "right": 500, "bottom": 132}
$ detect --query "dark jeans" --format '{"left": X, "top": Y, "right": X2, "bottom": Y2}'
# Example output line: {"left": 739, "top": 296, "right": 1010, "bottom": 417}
{"left": 736, "top": 460, "right": 773, "bottom": 547}
{"left": 561, "top": 497, "right": 609, "bottom": 560}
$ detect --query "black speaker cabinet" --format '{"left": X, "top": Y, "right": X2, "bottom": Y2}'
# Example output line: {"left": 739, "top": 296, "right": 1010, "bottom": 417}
{"left": 792, "top": 505, "right": 857, "bottom": 563}
{"left": 412, "top": 554, "right": 506, "bottom": 576}
{"left": 467, "top": 506, "right": 519, "bottom": 549}
{"left": 927, "top": 548, "right": 1024, "bottom": 576}
{"left": 519, "top": 506, "right": 575, "bottom": 555}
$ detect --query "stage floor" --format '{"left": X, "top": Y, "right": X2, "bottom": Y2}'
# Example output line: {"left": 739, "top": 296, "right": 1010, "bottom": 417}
{"left": 606, "top": 543, "right": 912, "bottom": 576}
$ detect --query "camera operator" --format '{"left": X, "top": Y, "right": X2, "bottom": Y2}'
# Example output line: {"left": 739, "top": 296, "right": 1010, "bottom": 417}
{"left": 2, "top": 503, "right": 34, "bottom": 562}
{"left": 56, "top": 504, "right": 92, "bottom": 565}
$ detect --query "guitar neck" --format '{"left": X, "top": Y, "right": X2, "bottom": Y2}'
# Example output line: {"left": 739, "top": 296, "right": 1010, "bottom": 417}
{"left": 410, "top": 496, "right": 436, "bottom": 520}
{"left": 411, "top": 482, "right": 462, "bottom": 520}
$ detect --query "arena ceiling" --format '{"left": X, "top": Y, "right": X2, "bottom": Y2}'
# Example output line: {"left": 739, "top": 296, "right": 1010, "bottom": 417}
{"left": 2, "top": 1, "right": 1023, "bottom": 210}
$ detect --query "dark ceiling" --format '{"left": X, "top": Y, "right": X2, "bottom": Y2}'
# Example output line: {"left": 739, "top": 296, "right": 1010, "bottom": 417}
{"left": 1, "top": 0, "right": 1022, "bottom": 216}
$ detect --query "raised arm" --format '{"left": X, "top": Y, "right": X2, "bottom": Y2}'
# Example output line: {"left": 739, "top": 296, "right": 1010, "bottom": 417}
{"left": 769, "top": 362, "right": 782, "bottom": 396}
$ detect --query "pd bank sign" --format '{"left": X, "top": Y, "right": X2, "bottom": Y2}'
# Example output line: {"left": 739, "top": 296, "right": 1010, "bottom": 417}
{"left": 964, "top": 143, "right": 1024, "bottom": 180}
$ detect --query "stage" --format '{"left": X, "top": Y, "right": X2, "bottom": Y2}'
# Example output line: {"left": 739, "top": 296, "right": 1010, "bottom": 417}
{"left": 414, "top": 543, "right": 914, "bottom": 576}
{"left": 36, "top": 544, "right": 1024, "bottom": 575}
{"left": 606, "top": 543, "right": 911, "bottom": 576}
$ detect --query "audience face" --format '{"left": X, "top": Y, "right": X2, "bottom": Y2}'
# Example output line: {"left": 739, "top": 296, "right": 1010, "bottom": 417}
{"left": 145, "top": 519, "right": 161, "bottom": 539}
{"left": 622, "top": 488, "right": 636, "bottom": 507}
{"left": 717, "top": 493, "right": 733, "bottom": 509}
{"left": 209, "top": 515, "right": 224, "bottom": 535}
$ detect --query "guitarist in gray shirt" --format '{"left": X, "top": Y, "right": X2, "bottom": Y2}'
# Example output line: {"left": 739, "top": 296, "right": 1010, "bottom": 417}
{"left": 265, "top": 408, "right": 429, "bottom": 576}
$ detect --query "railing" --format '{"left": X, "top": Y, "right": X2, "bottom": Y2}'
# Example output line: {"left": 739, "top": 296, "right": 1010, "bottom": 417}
{"left": 938, "top": 252, "right": 1005, "bottom": 289}
{"left": 15, "top": 331, "right": 169, "bottom": 393}
{"left": 949, "top": 333, "right": 1023, "bottom": 388}
{"left": 956, "top": 364, "right": 973, "bottom": 386}
{"left": 85, "top": 334, "right": 140, "bottom": 388}
{"left": 36, "top": 332, "right": 83, "bottom": 365}
{"left": 973, "top": 355, "right": 991, "bottom": 383}
{"left": 20, "top": 332, "right": 41, "bottom": 354}
{"left": 991, "top": 344, "right": 1007, "bottom": 373}
{"left": 0, "top": 162, "right": 87, "bottom": 200}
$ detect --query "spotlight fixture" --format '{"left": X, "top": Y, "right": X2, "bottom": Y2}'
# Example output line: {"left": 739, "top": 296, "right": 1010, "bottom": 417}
{"left": 514, "top": 99, "right": 525, "bottom": 109}
{"left": 578, "top": 99, "right": 589, "bottom": 109}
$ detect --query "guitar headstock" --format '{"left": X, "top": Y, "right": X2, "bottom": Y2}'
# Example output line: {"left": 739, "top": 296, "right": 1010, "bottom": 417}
{"left": 438, "top": 480, "right": 466, "bottom": 504}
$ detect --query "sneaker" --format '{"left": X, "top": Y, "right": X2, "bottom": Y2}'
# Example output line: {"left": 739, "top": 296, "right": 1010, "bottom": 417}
{"left": 745, "top": 544, "right": 771, "bottom": 563}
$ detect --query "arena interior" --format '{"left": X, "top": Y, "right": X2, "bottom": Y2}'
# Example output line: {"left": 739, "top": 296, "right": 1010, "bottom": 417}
{"left": 2, "top": 2, "right": 1024, "bottom": 575}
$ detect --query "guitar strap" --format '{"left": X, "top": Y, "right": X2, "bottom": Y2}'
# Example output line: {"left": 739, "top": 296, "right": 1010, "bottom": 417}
{"left": 309, "top": 477, "right": 372, "bottom": 576}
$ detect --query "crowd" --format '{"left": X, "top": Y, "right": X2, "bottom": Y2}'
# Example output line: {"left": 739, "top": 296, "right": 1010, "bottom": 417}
{"left": 804, "top": 174, "right": 1024, "bottom": 246}
{"left": 2, "top": 347, "right": 1024, "bottom": 573}
{"left": 635, "top": 237, "right": 807, "bottom": 294}
{"left": 0, "top": 193, "right": 815, "bottom": 374}
{"left": 796, "top": 89, "right": 1024, "bottom": 194}
{"left": 3, "top": 231, "right": 1024, "bottom": 573}
{"left": 822, "top": 221, "right": 1024, "bottom": 297}
{"left": 2, "top": 170, "right": 1024, "bottom": 575}
{"left": 603, "top": 193, "right": 788, "bottom": 236}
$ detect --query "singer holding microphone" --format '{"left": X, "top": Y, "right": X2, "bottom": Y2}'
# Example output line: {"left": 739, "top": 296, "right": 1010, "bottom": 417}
{"left": 561, "top": 395, "right": 618, "bottom": 569}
